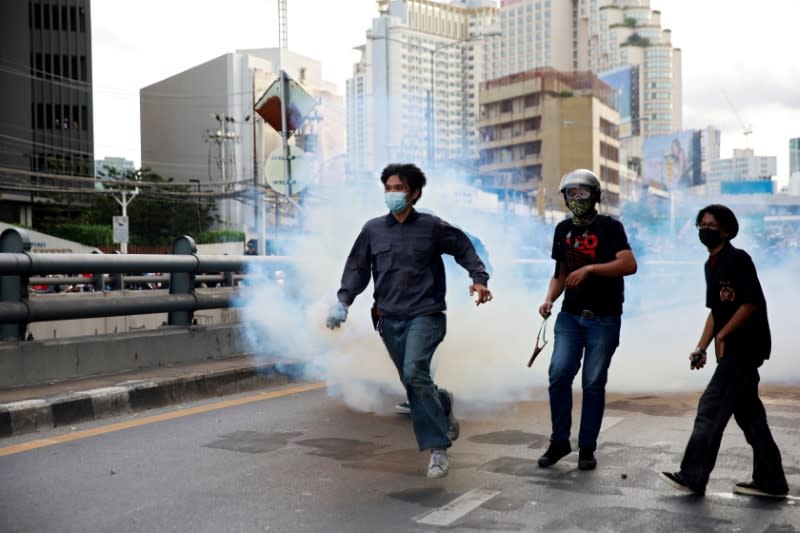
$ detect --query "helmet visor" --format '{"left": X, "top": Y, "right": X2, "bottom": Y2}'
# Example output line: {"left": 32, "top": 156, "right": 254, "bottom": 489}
{"left": 564, "top": 187, "right": 593, "bottom": 200}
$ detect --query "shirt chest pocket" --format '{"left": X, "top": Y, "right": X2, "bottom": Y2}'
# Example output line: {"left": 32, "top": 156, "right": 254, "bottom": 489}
{"left": 372, "top": 242, "right": 392, "bottom": 271}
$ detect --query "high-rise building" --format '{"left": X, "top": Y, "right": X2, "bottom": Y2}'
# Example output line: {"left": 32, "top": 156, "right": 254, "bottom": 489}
{"left": 140, "top": 49, "right": 343, "bottom": 230}
{"left": 477, "top": 69, "right": 621, "bottom": 215}
{"left": 346, "top": 0, "right": 499, "bottom": 175}
{"left": 492, "top": 0, "right": 681, "bottom": 138}
{"left": 790, "top": 137, "right": 800, "bottom": 175}
{"left": 0, "top": 0, "right": 94, "bottom": 225}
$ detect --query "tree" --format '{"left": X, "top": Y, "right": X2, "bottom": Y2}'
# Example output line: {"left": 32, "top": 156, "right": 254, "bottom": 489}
{"left": 36, "top": 168, "right": 220, "bottom": 247}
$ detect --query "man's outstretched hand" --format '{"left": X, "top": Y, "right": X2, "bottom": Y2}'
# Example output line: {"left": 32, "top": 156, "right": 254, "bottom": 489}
{"left": 469, "top": 284, "right": 493, "bottom": 306}
{"left": 326, "top": 302, "right": 349, "bottom": 329}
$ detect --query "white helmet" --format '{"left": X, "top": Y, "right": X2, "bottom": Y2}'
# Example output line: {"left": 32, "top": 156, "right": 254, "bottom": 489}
{"left": 558, "top": 169, "right": 601, "bottom": 202}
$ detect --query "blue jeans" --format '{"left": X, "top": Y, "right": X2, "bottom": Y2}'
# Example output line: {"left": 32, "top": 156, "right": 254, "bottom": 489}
{"left": 547, "top": 310, "right": 621, "bottom": 450}
{"left": 380, "top": 313, "right": 452, "bottom": 451}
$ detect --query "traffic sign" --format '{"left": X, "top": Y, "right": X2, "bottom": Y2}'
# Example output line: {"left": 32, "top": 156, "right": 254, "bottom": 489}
{"left": 112, "top": 216, "right": 129, "bottom": 244}
{"left": 264, "top": 145, "right": 311, "bottom": 196}
{"left": 254, "top": 73, "right": 317, "bottom": 134}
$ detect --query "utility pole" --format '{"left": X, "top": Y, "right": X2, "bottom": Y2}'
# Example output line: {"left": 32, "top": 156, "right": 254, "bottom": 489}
{"left": 113, "top": 186, "right": 138, "bottom": 254}
{"left": 205, "top": 114, "right": 238, "bottom": 191}
{"left": 188, "top": 178, "right": 201, "bottom": 233}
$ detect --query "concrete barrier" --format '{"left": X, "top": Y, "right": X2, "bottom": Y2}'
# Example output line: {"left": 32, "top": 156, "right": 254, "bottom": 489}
{"left": 0, "top": 323, "right": 248, "bottom": 389}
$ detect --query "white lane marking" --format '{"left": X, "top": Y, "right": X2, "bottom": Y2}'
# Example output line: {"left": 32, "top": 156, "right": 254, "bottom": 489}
{"left": 600, "top": 416, "right": 624, "bottom": 433}
{"left": 415, "top": 488, "right": 501, "bottom": 527}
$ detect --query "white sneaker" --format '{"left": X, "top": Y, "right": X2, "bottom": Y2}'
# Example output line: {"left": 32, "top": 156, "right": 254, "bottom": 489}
{"left": 394, "top": 401, "right": 411, "bottom": 415}
{"left": 445, "top": 391, "right": 459, "bottom": 441}
{"left": 427, "top": 449, "right": 449, "bottom": 478}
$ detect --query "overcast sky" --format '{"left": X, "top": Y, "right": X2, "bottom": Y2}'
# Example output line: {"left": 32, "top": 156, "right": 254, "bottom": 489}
{"left": 91, "top": 0, "right": 800, "bottom": 184}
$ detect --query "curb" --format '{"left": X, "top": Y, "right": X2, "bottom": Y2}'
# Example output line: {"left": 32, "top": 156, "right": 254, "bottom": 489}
{"left": 0, "top": 362, "right": 301, "bottom": 438}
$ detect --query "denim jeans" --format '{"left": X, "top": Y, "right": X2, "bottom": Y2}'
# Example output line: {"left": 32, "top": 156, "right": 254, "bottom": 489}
{"left": 380, "top": 313, "right": 452, "bottom": 451}
{"left": 680, "top": 355, "right": 788, "bottom": 492}
{"left": 548, "top": 310, "right": 621, "bottom": 450}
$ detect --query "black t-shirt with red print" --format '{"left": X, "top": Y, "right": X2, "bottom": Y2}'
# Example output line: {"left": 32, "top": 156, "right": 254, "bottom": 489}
{"left": 551, "top": 215, "right": 631, "bottom": 317}
{"left": 705, "top": 242, "right": 771, "bottom": 361}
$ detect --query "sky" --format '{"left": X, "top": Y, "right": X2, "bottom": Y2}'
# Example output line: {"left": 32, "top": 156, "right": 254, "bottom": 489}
{"left": 91, "top": 0, "right": 800, "bottom": 185}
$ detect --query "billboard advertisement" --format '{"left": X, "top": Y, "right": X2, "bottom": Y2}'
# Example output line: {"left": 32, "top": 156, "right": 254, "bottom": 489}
{"left": 642, "top": 130, "right": 701, "bottom": 189}
{"left": 720, "top": 180, "right": 775, "bottom": 195}
{"left": 600, "top": 66, "right": 636, "bottom": 138}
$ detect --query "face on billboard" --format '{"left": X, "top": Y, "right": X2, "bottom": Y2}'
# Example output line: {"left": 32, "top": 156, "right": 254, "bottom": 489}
{"left": 642, "top": 130, "right": 697, "bottom": 189}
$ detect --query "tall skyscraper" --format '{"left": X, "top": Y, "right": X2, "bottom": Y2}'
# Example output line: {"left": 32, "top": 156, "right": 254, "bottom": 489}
{"left": 493, "top": 0, "right": 681, "bottom": 138}
{"left": 346, "top": 0, "right": 499, "bottom": 175}
{"left": 790, "top": 137, "right": 800, "bottom": 175}
{"left": 0, "top": 0, "right": 94, "bottom": 225}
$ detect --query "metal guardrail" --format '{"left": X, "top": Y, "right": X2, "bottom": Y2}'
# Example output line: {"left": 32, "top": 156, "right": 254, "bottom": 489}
{"left": 0, "top": 228, "right": 288, "bottom": 341}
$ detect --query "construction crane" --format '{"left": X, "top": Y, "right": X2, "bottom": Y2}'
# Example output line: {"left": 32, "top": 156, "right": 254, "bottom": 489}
{"left": 278, "top": 0, "right": 288, "bottom": 49}
{"left": 722, "top": 90, "right": 753, "bottom": 147}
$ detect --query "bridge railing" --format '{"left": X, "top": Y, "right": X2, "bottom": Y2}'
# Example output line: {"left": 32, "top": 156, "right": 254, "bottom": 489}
{"left": 0, "top": 228, "right": 287, "bottom": 341}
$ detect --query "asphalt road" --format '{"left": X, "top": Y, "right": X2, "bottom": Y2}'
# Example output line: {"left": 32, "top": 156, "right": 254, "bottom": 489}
{"left": 1, "top": 383, "right": 798, "bottom": 532}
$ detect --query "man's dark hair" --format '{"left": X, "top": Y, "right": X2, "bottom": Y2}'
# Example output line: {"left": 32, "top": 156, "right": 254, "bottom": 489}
{"left": 696, "top": 204, "right": 739, "bottom": 239}
{"left": 380, "top": 163, "right": 427, "bottom": 205}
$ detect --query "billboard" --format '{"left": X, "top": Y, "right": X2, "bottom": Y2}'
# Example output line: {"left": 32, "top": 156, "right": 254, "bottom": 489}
{"left": 600, "top": 66, "right": 636, "bottom": 138}
{"left": 720, "top": 180, "right": 775, "bottom": 195}
{"left": 642, "top": 130, "right": 702, "bottom": 189}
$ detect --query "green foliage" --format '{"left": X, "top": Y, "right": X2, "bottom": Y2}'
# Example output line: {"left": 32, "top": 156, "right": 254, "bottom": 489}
{"left": 48, "top": 224, "right": 113, "bottom": 247}
{"left": 194, "top": 229, "right": 245, "bottom": 244}
{"left": 559, "top": 90, "right": 575, "bottom": 97}
{"left": 35, "top": 168, "right": 221, "bottom": 246}
{"left": 624, "top": 17, "right": 637, "bottom": 28}
{"left": 625, "top": 33, "right": 650, "bottom": 47}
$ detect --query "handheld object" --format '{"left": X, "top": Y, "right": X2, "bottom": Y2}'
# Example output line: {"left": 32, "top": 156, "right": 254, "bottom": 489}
{"left": 527, "top": 317, "right": 549, "bottom": 367}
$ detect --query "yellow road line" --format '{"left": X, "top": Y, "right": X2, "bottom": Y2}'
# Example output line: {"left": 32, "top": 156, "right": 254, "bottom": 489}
{"left": 0, "top": 382, "right": 325, "bottom": 458}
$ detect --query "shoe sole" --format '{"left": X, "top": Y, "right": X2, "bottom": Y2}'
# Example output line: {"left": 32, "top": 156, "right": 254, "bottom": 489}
{"left": 578, "top": 461, "right": 597, "bottom": 471}
{"left": 733, "top": 486, "right": 787, "bottom": 498}
{"left": 394, "top": 406, "right": 411, "bottom": 415}
{"left": 658, "top": 472, "right": 702, "bottom": 495}
{"left": 427, "top": 468, "right": 448, "bottom": 479}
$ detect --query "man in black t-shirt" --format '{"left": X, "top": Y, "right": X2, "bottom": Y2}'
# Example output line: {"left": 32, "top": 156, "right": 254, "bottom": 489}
{"left": 659, "top": 204, "right": 788, "bottom": 498}
{"left": 537, "top": 169, "right": 638, "bottom": 471}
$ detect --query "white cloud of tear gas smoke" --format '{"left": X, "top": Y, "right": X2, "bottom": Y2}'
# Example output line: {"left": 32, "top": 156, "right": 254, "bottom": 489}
{"left": 239, "top": 178, "right": 800, "bottom": 419}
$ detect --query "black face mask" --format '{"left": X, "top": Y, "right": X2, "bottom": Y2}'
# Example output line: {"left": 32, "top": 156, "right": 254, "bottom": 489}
{"left": 698, "top": 228, "right": 723, "bottom": 248}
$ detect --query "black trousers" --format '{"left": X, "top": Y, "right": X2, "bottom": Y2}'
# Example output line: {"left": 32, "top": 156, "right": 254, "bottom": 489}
{"left": 680, "top": 355, "right": 788, "bottom": 492}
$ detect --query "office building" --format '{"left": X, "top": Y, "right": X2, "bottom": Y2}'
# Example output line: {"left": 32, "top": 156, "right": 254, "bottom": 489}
{"left": 346, "top": 0, "right": 499, "bottom": 175}
{"left": 477, "top": 69, "right": 621, "bottom": 216}
{"left": 790, "top": 137, "right": 800, "bottom": 175}
{"left": 0, "top": 0, "right": 94, "bottom": 225}
{"left": 140, "top": 49, "right": 342, "bottom": 230}
{"left": 491, "top": 0, "right": 681, "bottom": 138}
{"left": 708, "top": 148, "right": 777, "bottom": 195}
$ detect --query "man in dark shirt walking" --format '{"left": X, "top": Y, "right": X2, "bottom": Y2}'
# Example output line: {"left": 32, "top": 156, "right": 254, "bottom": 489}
{"left": 326, "top": 163, "right": 493, "bottom": 478}
{"left": 659, "top": 204, "right": 788, "bottom": 498}
{"left": 537, "top": 169, "right": 637, "bottom": 471}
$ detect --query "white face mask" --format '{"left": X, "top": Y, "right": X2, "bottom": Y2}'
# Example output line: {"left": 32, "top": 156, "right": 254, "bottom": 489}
{"left": 384, "top": 191, "right": 409, "bottom": 213}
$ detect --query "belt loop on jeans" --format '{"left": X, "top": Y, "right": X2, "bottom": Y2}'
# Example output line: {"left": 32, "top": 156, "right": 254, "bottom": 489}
{"left": 580, "top": 309, "right": 597, "bottom": 320}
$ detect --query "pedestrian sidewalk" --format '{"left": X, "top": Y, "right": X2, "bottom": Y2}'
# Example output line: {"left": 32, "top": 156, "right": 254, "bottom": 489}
{"left": 0, "top": 356, "right": 297, "bottom": 438}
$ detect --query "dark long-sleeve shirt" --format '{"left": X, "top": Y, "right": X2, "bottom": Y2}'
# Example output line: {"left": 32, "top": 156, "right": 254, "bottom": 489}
{"left": 336, "top": 210, "right": 490, "bottom": 318}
